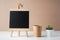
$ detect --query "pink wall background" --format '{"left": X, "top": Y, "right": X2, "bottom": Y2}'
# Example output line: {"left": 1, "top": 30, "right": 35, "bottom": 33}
{"left": 0, "top": 0, "right": 60, "bottom": 31}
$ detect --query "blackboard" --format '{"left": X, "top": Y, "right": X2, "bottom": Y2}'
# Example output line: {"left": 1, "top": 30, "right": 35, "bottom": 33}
{"left": 9, "top": 11, "right": 29, "bottom": 28}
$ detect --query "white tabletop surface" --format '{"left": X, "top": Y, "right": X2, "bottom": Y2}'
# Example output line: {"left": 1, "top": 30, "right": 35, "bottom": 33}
{"left": 0, "top": 31, "right": 60, "bottom": 40}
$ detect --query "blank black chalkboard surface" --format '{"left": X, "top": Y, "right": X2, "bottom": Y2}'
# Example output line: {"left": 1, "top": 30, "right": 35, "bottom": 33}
{"left": 9, "top": 11, "right": 29, "bottom": 28}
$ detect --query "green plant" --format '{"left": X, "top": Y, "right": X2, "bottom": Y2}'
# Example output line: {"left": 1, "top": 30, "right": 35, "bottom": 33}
{"left": 46, "top": 25, "right": 53, "bottom": 30}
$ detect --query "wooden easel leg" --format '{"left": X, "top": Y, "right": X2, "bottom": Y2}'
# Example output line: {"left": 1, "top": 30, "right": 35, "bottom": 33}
{"left": 18, "top": 30, "right": 20, "bottom": 37}
{"left": 26, "top": 31, "right": 28, "bottom": 37}
{"left": 11, "top": 30, "right": 13, "bottom": 37}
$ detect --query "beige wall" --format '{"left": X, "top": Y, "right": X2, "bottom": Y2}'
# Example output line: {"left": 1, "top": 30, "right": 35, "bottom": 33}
{"left": 0, "top": 0, "right": 60, "bottom": 31}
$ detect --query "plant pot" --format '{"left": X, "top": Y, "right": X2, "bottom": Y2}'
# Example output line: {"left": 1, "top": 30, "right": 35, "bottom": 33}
{"left": 46, "top": 30, "right": 53, "bottom": 37}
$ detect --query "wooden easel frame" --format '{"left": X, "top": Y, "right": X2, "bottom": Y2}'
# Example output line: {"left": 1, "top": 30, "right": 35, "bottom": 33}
{"left": 10, "top": 3, "right": 29, "bottom": 37}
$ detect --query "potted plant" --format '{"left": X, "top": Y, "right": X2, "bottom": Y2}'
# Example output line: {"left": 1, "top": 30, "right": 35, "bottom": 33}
{"left": 46, "top": 25, "right": 53, "bottom": 37}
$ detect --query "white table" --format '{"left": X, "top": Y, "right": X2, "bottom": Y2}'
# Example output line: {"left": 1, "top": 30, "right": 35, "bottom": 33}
{"left": 0, "top": 31, "right": 60, "bottom": 40}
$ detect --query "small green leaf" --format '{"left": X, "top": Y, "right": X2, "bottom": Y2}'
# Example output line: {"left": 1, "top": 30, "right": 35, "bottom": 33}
{"left": 46, "top": 25, "right": 53, "bottom": 30}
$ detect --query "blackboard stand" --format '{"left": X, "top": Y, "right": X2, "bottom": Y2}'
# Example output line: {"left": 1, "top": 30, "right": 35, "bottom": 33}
{"left": 10, "top": 3, "right": 28, "bottom": 37}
